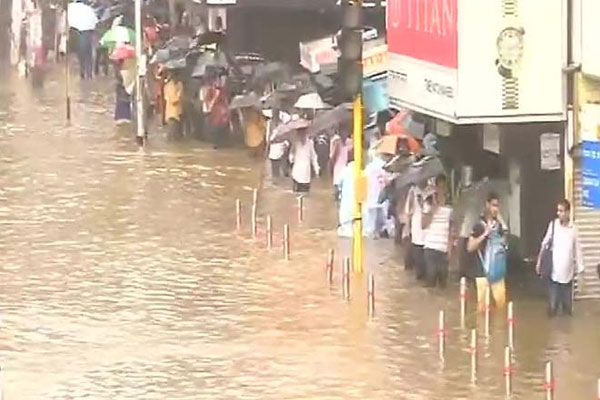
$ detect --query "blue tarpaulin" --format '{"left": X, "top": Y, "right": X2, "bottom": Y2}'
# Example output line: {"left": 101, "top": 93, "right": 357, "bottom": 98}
{"left": 363, "top": 75, "right": 389, "bottom": 114}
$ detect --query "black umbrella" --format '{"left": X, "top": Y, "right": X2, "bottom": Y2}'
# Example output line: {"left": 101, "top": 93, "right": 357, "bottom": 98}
{"left": 191, "top": 51, "right": 228, "bottom": 78}
{"left": 307, "top": 103, "right": 352, "bottom": 135}
{"left": 252, "top": 62, "right": 289, "bottom": 85}
{"left": 229, "top": 92, "right": 261, "bottom": 109}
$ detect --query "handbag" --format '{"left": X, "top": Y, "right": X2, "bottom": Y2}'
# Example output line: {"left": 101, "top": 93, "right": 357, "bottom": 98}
{"left": 539, "top": 220, "right": 555, "bottom": 279}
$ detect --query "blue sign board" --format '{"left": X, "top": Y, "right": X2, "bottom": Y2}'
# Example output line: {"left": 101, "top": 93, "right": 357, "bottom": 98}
{"left": 582, "top": 140, "right": 600, "bottom": 208}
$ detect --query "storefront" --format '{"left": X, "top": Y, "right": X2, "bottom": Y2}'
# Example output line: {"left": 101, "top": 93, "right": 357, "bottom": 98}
{"left": 386, "top": 0, "right": 567, "bottom": 261}
{"left": 569, "top": 0, "right": 600, "bottom": 298}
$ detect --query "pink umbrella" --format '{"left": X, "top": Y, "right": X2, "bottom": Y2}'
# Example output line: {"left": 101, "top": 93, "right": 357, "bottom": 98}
{"left": 110, "top": 44, "right": 136, "bottom": 61}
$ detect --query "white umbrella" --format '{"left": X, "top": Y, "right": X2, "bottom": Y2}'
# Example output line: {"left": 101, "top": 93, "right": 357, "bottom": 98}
{"left": 68, "top": 2, "right": 98, "bottom": 31}
{"left": 294, "top": 92, "right": 330, "bottom": 110}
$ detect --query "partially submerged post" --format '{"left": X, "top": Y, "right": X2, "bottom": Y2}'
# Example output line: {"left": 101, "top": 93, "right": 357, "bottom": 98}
{"left": 460, "top": 277, "right": 467, "bottom": 328}
{"left": 235, "top": 199, "right": 242, "bottom": 231}
{"left": 266, "top": 215, "right": 273, "bottom": 249}
{"left": 283, "top": 224, "right": 290, "bottom": 261}
{"left": 368, "top": 273, "right": 375, "bottom": 317}
{"left": 343, "top": 257, "right": 350, "bottom": 300}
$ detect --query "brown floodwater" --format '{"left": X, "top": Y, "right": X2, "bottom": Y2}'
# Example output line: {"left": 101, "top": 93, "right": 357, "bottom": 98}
{"left": 0, "top": 69, "right": 600, "bottom": 399}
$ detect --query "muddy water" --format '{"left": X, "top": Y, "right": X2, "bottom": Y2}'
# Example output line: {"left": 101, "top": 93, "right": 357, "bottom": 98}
{"left": 0, "top": 70, "right": 599, "bottom": 399}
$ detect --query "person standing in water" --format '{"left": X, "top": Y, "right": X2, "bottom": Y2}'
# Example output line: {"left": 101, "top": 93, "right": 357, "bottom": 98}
{"left": 289, "top": 128, "right": 320, "bottom": 193}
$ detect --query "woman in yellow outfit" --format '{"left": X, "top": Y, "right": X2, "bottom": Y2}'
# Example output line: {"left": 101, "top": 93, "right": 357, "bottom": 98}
{"left": 242, "top": 107, "right": 266, "bottom": 158}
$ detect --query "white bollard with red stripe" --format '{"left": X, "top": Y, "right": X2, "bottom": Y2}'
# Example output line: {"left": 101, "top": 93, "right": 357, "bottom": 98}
{"left": 470, "top": 329, "right": 477, "bottom": 384}
{"left": 507, "top": 301, "right": 515, "bottom": 350}
{"left": 504, "top": 346, "right": 512, "bottom": 396}
{"left": 545, "top": 361, "right": 554, "bottom": 400}
{"left": 460, "top": 277, "right": 467, "bottom": 328}
{"left": 368, "top": 273, "right": 375, "bottom": 317}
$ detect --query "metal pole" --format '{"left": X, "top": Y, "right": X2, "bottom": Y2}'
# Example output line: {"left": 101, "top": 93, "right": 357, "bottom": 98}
{"left": 460, "top": 276, "right": 467, "bottom": 329}
{"left": 251, "top": 204, "right": 257, "bottom": 238}
{"left": 134, "top": 0, "right": 144, "bottom": 146}
{"left": 343, "top": 257, "right": 350, "bottom": 301}
{"left": 352, "top": 92, "right": 363, "bottom": 274}
{"left": 484, "top": 286, "right": 491, "bottom": 338}
{"left": 470, "top": 329, "right": 477, "bottom": 384}
{"left": 545, "top": 361, "right": 554, "bottom": 400}
{"left": 507, "top": 301, "right": 515, "bottom": 350}
{"left": 283, "top": 224, "right": 290, "bottom": 261}
{"left": 504, "top": 346, "right": 512, "bottom": 397}
{"left": 266, "top": 215, "right": 273, "bottom": 249}
{"left": 297, "top": 196, "right": 304, "bottom": 223}
{"left": 64, "top": 3, "right": 71, "bottom": 122}
{"left": 596, "top": 378, "right": 600, "bottom": 400}
{"left": 438, "top": 310, "right": 445, "bottom": 362}
{"left": 367, "top": 273, "right": 374, "bottom": 317}
{"left": 326, "top": 249, "right": 334, "bottom": 284}
{"left": 235, "top": 199, "right": 242, "bottom": 231}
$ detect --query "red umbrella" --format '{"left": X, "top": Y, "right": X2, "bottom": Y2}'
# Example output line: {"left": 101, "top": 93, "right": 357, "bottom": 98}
{"left": 110, "top": 44, "right": 136, "bottom": 61}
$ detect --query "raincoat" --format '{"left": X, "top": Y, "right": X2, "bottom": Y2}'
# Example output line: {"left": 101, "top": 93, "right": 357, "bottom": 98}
{"left": 337, "top": 161, "right": 356, "bottom": 238}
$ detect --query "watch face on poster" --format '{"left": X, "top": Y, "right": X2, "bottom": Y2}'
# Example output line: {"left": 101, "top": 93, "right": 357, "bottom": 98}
{"left": 495, "top": 27, "right": 525, "bottom": 76}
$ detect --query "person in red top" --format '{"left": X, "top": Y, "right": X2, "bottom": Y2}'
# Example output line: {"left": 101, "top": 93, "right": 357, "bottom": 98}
{"left": 204, "top": 73, "right": 230, "bottom": 149}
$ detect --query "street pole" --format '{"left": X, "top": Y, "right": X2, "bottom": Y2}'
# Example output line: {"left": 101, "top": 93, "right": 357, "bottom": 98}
{"left": 64, "top": 1, "right": 71, "bottom": 122}
{"left": 134, "top": 0, "right": 145, "bottom": 146}
{"left": 352, "top": 91, "right": 363, "bottom": 273}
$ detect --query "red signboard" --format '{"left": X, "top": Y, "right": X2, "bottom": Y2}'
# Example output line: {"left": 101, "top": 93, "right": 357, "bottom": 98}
{"left": 387, "top": 0, "right": 458, "bottom": 69}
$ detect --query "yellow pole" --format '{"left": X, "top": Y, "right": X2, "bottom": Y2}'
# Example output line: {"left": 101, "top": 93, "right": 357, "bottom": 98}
{"left": 352, "top": 92, "right": 363, "bottom": 274}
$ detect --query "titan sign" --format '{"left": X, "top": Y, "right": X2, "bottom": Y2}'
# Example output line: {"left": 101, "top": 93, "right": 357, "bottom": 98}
{"left": 387, "top": 0, "right": 566, "bottom": 124}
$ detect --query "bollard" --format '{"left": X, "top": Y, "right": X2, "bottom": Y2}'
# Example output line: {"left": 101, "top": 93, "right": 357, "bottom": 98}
{"left": 368, "top": 273, "right": 375, "bottom": 317}
{"left": 235, "top": 199, "right": 242, "bottom": 231}
{"left": 596, "top": 378, "right": 600, "bottom": 400}
{"left": 343, "top": 257, "right": 350, "bottom": 301}
{"left": 484, "top": 286, "right": 491, "bottom": 338}
{"left": 326, "top": 249, "right": 334, "bottom": 284}
{"left": 460, "top": 277, "right": 467, "bottom": 328}
{"left": 297, "top": 196, "right": 304, "bottom": 223}
{"left": 438, "top": 310, "right": 445, "bottom": 361}
{"left": 545, "top": 361, "right": 554, "bottom": 400}
{"left": 504, "top": 346, "right": 512, "bottom": 396}
{"left": 507, "top": 301, "right": 515, "bottom": 350}
{"left": 252, "top": 188, "right": 258, "bottom": 207}
{"left": 470, "top": 329, "right": 477, "bottom": 384}
{"left": 283, "top": 224, "right": 290, "bottom": 261}
{"left": 266, "top": 215, "right": 273, "bottom": 249}
{"left": 251, "top": 204, "right": 258, "bottom": 238}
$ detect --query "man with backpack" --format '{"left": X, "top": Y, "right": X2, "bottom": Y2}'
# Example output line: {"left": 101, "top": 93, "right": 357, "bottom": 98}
{"left": 467, "top": 192, "right": 508, "bottom": 312}
{"left": 536, "top": 199, "right": 583, "bottom": 317}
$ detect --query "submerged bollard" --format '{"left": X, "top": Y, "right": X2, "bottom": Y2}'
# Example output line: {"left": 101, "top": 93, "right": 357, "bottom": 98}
{"left": 438, "top": 310, "right": 445, "bottom": 361}
{"left": 297, "top": 196, "right": 304, "bottom": 223}
{"left": 504, "top": 346, "right": 512, "bottom": 396}
{"left": 460, "top": 277, "right": 467, "bottom": 328}
{"left": 507, "top": 301, "right": 515, "bottom": 350}
{"left": 596, "top": 378, "right": 600, "bottom": 400}
{"left": 252, "top": 188, "right": 258, "bottom": 207}
{"left": 235, "top": 199, "right": 242, "bottom": 231}
{"left": 470, "top": 329, "right": 477, "bottom": 384}
{"left": 545, "top": 361, "right": 554, "bottom": 400}
{"left": 368, "top": 273, "right": 375, "bottom": 317}
{"left": 283, "top": 224, "right": 290, "bottom": 261}
{"left": 266, "top": 215, "right": 273, "bottom": 249}
{"left": 484, "top": 286, "right": 491, "bottom": 338}
{"left": 326, "top": 249, "right": 334, "bottom": 284}
{"left": 343, "top": 257, "right": 350, "bottom": 301}
{"left": 251, "top": 204, "right": 258, "bottom": 238}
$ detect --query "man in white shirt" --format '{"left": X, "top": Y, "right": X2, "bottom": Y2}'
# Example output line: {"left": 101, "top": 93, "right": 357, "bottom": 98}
{"left": 536, "top": 199, "right": 584, "bottom": 317}
{"left": 405, "top": 182, "right": 428, "bottom": 280}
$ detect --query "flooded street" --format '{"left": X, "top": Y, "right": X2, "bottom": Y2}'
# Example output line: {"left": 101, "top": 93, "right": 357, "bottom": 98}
{"left": 1, "top": 70, "right": 600, "bottom": 399}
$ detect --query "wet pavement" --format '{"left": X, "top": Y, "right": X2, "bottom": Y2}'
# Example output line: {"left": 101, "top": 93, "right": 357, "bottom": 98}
{"left": 1, "top": 68, "right": 600, "bottom": 399}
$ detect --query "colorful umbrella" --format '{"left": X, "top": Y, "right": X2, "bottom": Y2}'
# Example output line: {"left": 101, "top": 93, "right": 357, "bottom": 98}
{"left": 294, "top": 92, "right": 330, "bottom": 110}
{"left": 68, "top": 2, "right": 98, "bottom": 31}
{"left": 100, "top": 26, "right": 135, "bottom": 49}
{"left": 110, "top": 43, "right": 135, "bottom": 61}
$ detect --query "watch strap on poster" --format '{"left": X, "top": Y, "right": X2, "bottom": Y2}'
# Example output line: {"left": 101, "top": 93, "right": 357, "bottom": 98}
{"left": 502, "top": 77, "right": 519, "bottom": 110}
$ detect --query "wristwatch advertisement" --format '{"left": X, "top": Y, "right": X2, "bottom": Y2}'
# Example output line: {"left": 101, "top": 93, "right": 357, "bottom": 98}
{"left": 495, "top": 0, "right": 525, "bottom": 110}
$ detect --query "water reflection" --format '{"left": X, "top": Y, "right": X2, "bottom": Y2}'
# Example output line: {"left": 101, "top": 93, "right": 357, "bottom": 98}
{"left": 0, "top": 70, "right": 599, "bottom": 399}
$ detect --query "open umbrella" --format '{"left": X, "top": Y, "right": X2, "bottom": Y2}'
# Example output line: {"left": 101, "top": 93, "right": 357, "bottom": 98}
{"left": 252, "top": 62, "right": 289, "bottom": 85}
{"left": 100, "top": 26, "right": 135, "bottom": 49}
{"left": 270, "top": 118, "right": 310, "bottom": 143}
{"left": 68, "top": 2, "right": 98, "bottom": 31}
{"left": 294, "top": 92, "right": 330, "bottom": 110}
{"left": 110, "top": 43, "right": 135, "bottom": 61}
{"left": 307, "top": 103, "right": 352, "bottom": 135}
{"left": 191, "top": 51, "right": 228, "bottom": 77}
{"left": 386, "top": 109, "right": 426, "bottom": 140}
{"left": 164, "top": 58, "right": 186, "bottom": 70}
{"left": 229, "top": 92, "right": 261, "bottom": 110}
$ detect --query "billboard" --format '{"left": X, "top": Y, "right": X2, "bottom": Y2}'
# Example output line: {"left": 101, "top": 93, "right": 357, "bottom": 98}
{"left": 387, "top": 0, "right": 566, "bottom": 124}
